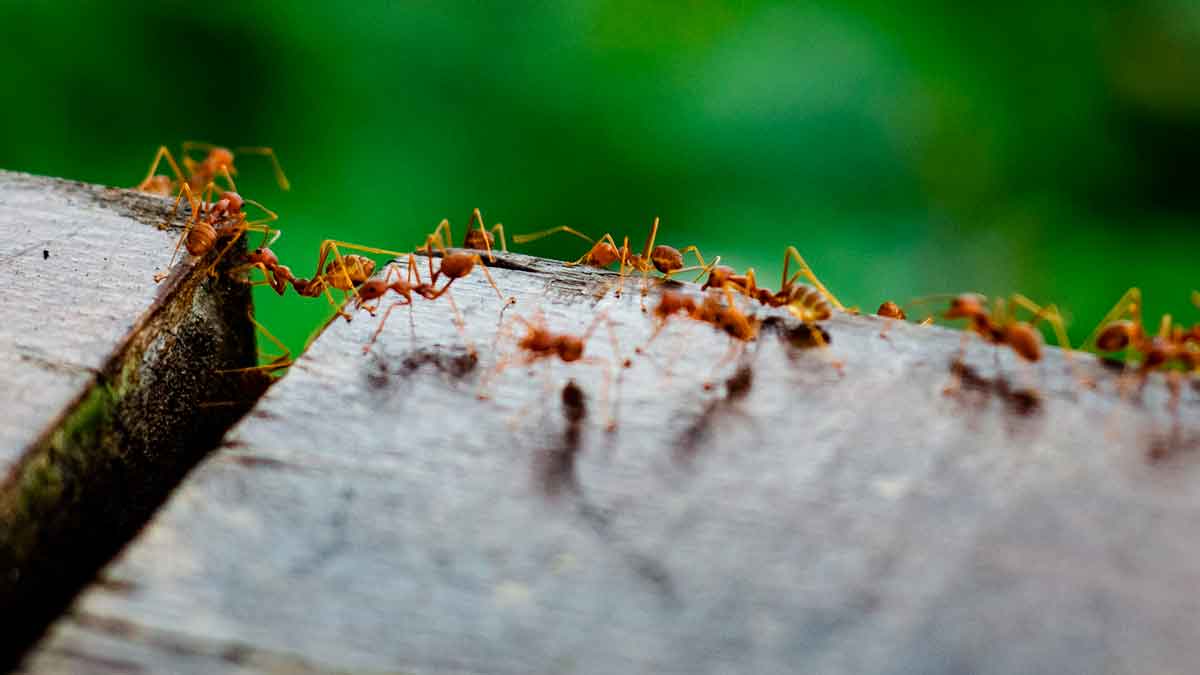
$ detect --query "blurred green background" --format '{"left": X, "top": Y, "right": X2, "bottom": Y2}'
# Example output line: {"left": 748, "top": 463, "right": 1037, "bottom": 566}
{"left": 3, "top": 1, "right": 1198, "bottom": 355}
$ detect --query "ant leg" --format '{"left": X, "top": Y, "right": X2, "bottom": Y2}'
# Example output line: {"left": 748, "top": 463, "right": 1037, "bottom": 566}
{"left": 783, "top": 246, "right": 844, "bottom": 310}
{"left": 439, "top": 289, "right": 476, "bottom": 356}
{"left": 235, "top": 146, "right": 291, "bottom": 190}
{"left": 138, "top": 146, "right": 187, "bottom": 190}
{"left": 490, "top": 224, "right": 508, "bottom": 253}
{"left": 467, "top": 253, "right": 509, "bottom": 303}
{"left": 217, "top": 312, "right": 293, "bottom": 375}
{"left": 426, "top": 218, "right": 453, "bottom": 252}
{"left": 364, "top": 295, "right": 415, "bottom": 354}
{"left": 153, "top": 184, "right": 205, "bottom": 282}
{"left": 512, "top": 225, "right": 596, "bottom": 246}
{"left": 639, "top": 216, "right": 661, "bottom": 260}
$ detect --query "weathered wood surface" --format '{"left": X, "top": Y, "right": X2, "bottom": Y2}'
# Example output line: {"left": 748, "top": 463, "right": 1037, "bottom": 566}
{"left": 27, "top": 250, "right": 1200, "bottom": 674}
{"left": 0, "top": 171, "right": 260, "bottom": 664}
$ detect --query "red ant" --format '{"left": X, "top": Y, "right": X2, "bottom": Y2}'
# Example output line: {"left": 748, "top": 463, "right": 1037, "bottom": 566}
{"left": 1086, "top": 288, "right": 1200, "bottom": 459}
{"left": 514, "top": 217, "right": 716, "bottom": 304}
{"left": 1087, "top": 287, "right": 1199, "bottom": 392}
{"left": 153, "top": 171, "right": 280, "bottom": 282}
{"left": 643, "top": 287, "right": 763, "bottom": 387}
{"left": 137, "top": 141, "right": 290, "bottom": 195}
{"left": 480, "top": 309, "right": 620, "bottom": 429}
{"left": 701, "top": 246, "right": 844, "bottom": 316}
{"left": 939, "top": 293, "right": 1073, "bottom": 394}
{"left": 425, "top": 208, "right": 508, "bottom": 259}
{"left": 355, "top": 231, "right": 515, "bottom": 354}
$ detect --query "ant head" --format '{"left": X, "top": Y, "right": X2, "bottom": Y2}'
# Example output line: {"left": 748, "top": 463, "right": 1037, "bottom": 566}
{"left": 208, "top": 147, "right": 235, "bottom": 170}
{"left": 591, "top": 242, "right": 621, "bottom": 267}
{"left": 1006, "top": 322, "right": 1043, "bottom": 361}
{"left": 702, "top": 265, "right": 735, "bottom": 290}
{"left": 945, "top": 294, "right": 985, "bottom": 320}
{"left": 1096, "top": 320, "right": 1136, "bottom": 352}
{"left": 249, "top": 247, "right": 279, "bottom": 266}
{"left": 556, "top": 335, "right": 585, "bottom": 362}
{"left": 649, "top": 245, "right": 684, "bottom": 274}
{"left": 877, "top": 301, "right": 906, "bottom": 320}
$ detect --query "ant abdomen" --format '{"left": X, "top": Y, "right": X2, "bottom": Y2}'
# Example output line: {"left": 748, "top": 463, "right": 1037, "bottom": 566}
{"left": 786, "top": 284, "right": 831, "bottom": 323}
{"left": 650, "top": 245, "right": 684, "bottom": 274}
{"left": 186, "top": 222, "right": 217, "bottom": 256}
{"left": 1005, "top": 322, "right": 1042, "bottom": 361}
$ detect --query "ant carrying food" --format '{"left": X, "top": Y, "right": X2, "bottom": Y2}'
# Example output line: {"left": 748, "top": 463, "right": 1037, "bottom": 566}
{"left": 939, "top": 293, "right": 1074, "bottom": 395}
{"left": 514, "top": 217, "right": 716, "bottom": 305}
{"left": 137, "top": 141, "right": 290, "bottom": 195}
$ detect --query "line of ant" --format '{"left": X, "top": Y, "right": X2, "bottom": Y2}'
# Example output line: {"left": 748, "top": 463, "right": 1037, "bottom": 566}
{"left": 134, "top": 147, "right": 1196, "bottom": 446}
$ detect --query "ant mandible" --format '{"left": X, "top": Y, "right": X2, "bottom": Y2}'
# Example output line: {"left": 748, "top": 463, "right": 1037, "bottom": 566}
{"left": 137, "top": 141, "right": 290, "bottom": 196}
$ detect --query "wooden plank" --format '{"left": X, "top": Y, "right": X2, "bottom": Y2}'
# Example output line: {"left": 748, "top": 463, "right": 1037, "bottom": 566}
{"left": 0, "top": 171, "right": 262, "bottom": 664}
{"left": 25, "top": 249, "right": 1200, "bottom": 674}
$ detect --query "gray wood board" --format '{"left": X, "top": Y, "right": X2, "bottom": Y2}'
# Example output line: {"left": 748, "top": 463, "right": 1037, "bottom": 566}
{"left": 27, "top": 250, "right": 1200, "bottom": 674}
{"left": 0, "top": 170, "right": 184, "bottom": 469}
{"left": 0, "top": 170, "right": 260, "bottom": 664}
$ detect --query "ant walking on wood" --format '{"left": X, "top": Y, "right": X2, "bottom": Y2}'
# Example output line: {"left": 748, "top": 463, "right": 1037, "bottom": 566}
{"left": 701, "top": 246, "right": 845, "bottom": 315}
{"left": 939, "top": 293, "right": 1074, "bottom": 395}
{"left": 137, "top": 141, "right": 290, "bottom": 196}
{"left": 480, "top": 308, "right": 620, "bottom": 429}
{"left": 424, "top": 208, "right": 508, "bottom": 259}
{"left": 514, "top": 217, "right": 716, "bottom": 306}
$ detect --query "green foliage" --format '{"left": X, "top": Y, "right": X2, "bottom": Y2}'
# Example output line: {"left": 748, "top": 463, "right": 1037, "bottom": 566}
{"left": 2, "top": 1, "right": 1198, "bottom": 354}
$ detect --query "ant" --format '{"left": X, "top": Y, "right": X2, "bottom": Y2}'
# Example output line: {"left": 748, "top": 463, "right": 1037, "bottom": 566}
{"left": 152, "top": 172, "right": 280, "bottom": 282}
{"left": 701, "top": 246, "right": 845, "bottom": 318}
{"left": 643, "top": 287, "right": 762, "bottom": 387}
{"left": 1086, "top": 288, "right": 1200, "bottom": 459}
{"left": 424, "top": 208, "right": 508, "bottom": 260}
{"left": 514, "top": 217, "right": 715, "bottom": 304}
{"left": 940, "top": 293, "right": 1073, "bottom": 395}
{"left": 481, "top": 309, "right": 620, "bottom": 429}
{"left": 356, "top": 232, "right": 516, "bottom": 354}
{"left": 137, "top": 141, "right": 290, "bottom": 195}
{"left": 287, "top": 240, "right": 413, "bottom": 320}
{"left": 875, "top": 300, "right": 933, "bottom": 338}
{"left": 1087, "top": 287, "right": 1199, "bottom": 389}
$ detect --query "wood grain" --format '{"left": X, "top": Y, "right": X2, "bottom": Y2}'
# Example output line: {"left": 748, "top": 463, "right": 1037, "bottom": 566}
{"left": 0, "top": 170, "right": 261, "bottom": 665}
{"left": 26, "top": 249, "right": 1200, "bottom": 674}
